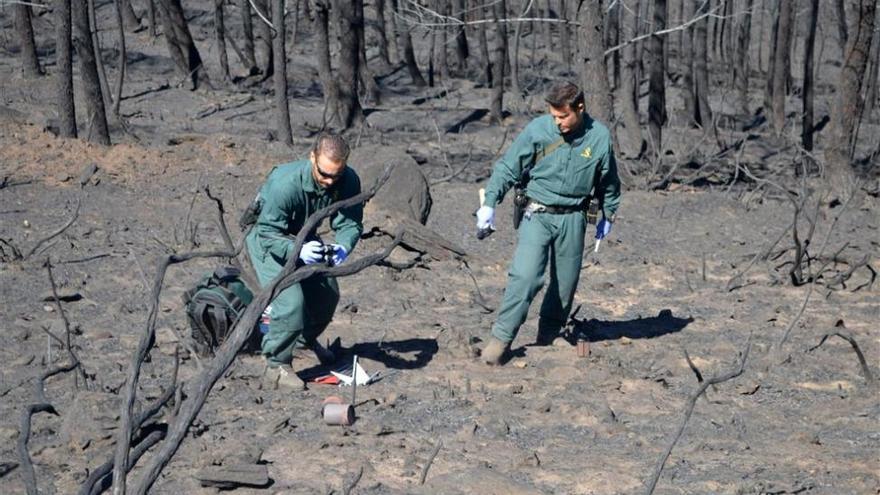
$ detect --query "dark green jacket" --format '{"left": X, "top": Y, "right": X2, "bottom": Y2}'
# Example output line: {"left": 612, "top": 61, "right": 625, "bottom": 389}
{"left": 247, "top": 160, "right": 363, "bottom": 263}
{"left": 483, "top": 113, "right": 621, "bottom": 219}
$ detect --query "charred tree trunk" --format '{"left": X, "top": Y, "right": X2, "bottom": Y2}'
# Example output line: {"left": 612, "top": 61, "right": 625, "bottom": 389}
{"left": 157, "top": 0, "right": 209, "bottom": 89}
{"left": 453, "top": 0, "right": 469, "bottom": 71}
{"left": 273, "top": 0, "right": 292, "bottom": 144}
{"left": 147, "top": 0, "right": 157, "bottom": 36}
{"left": 647, "top": 0, "right": 667, "bottom": 156}
{"left": 256, "top": 0, "right": 274, "bottom": 77}
{"left": 314, "top": 0, "right": 340, "bottom": 126}
{"left": 215, "top": 0, "right": 232, "bottom": 83}
{"left": 720, "top": 0, "right": 733, "bottom": 63}
{"left": 861, "top": 8, "right": 880, "bottom": 129}
{"left": 88, "top": 0, "right": 113, "bottom": 111}
{"left": 120, "top": 0, "right": 141, "bottom": 29}
{"left": 334, "top": 0, "right": 364, "bottom": 127}
{"left": 400, "top": 3, "right": 427, "bottom": 86}
{"left": 57, "top": 0, "right": 77, "bottom": 137}
{"left": 511, "top": 0, "right": 530, "bottom": 96}
{"left": 801, "top": 0, "right": 819, "bottom": 151}
{"left": 113, "top": 0, "right": 127, "bottom": 116}
{"left": 734, "top": 0, "right": 754, "bottom": 116}
{"left": 437, "top": 0, "right": 451, "bottom": 82}
{"left": 356, "top": 0, "right": 381, "bottom": 103}
{"left": 835, "top": 0, "right": 848, "bottom": 58}
{"left": 635, "top": 0, "right": 648, "bottom": 88}
{"left": 489, "top": 0, "right": 507, "bottom": 123}
{"left": 681, "top": 0, "right": 696, "bottom": 126}
{"left": 14, "top": 4, "right": 43, "bottom": 77}
{"left": 559, "top": 0, "right": 571, "bottom": 73}
{"left": 479, "top": 0, "right": 492, "bottom": 85}
{"left": 764, "top": 0, "right": 778, "bottom": 110}
{"left": 769, "top": 0, "right": 794, "bottom": 135}
{"left": 428, "top": 21, "right": 436, "bottom": 86}
{"left": 606, "top": 0, "right": 620, "bottom": 88}
{"left": 693, "top": 0, "right": 713, "bottom": 130}
{"left": 496, "top": 0, "right": 509, "bottom": 78}
{"left": 579, "top": 0, "right": 611, "bottom": 122}
{"left": 618, "top": 0, "right": 642, "bottom": 156}
{"left": 375, "top": 0, "right": 392, "bottom": 66}
{"left": 541, "top": 0, "right": 551, "bottom": 52}
{"left": 238, "top": 0, "right": 259, "bottom": 72}
{"left": 388, "top": 0, "right": 403, "bottom": 66}
{"left": 72, "top": 0, "right": 110, "bottom": 144}
{"left": 826, "top": 0, "right": 876, "bottom": 199}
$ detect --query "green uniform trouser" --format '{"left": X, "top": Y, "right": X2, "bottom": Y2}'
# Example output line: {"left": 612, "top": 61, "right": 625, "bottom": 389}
{"left": 491, "top": 211, "right": 586, "bottom": 343}
{"left": 248, "top": 237, "right": 339, "bottom": 366}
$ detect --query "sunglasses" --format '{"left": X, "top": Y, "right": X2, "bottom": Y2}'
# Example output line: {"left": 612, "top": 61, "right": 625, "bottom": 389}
{"left": 315, "top": 162, "right": 345, "bottom": 180}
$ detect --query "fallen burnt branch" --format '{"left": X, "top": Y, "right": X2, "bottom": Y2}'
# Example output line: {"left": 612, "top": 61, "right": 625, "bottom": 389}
{"left": 23, "top": 165, "right": 98, "bottom": 260}
{"left": 84, "top": 429, "right": 166, "bottom": 495}
{"left": 369, "top": 216, "right": 467, "bottom": 260}
{"left": 114, "top": 167, "right": 395, "bottom": 494}
{"left": 203, "top": 185, "right": 258, "bottom": 288}
{"left": 460, "top": 259, "right": 494, "bottom": 313}
{"left": 419, "top": 439, "right": 443, "bottom": 485}
{"left": 777, "top": 184, "right": 860, "bottom": 349}
{"left": 111, "top": 244, "right": 240, "bottom": 494}
{"left": 45, "top": 258, "right": 89, "bottom": 387}
{"left": 808, "top": 322, "right": 876, "bottom": 386}
{"left": 820, "top": 254, "right": 874, "bottom": 290}
{"left": 644, "top": 332, "right": 752, "bottom": 495}
{"left": 682, "top": 348, "right": 704, "bottom": 383}
{"left": 341, "top": 465, "right": 364, "bottom": 495}
{"left": 18, "top": 361, "right": 80, "bottom": 495}
{"left": 726, "top": 219, "right": 794, "bottom": 291}
{"left": 79, "top": 381, "right": 177, "bottom": 495}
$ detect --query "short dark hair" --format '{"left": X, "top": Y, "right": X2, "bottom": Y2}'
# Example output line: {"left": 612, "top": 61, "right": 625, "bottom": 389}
{"left": 544, "top": 81, "right": 584, "bottom": 110}
{"left": 312, "top": 133, "right": 350, "bottom": 163}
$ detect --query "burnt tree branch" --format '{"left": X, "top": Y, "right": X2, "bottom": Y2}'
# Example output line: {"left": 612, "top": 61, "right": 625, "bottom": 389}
{"left": 23, "top": 165, "right": 98, "bottom": 260}
{"left": 78, "top": 383, "right": 176, "bottom": 495}
{"left": 808, "top": 323, "right": 876, "bottom": 386}
{"left": 18, "top": 361, "right": 80, "bottom": 495}
{"left": 112, "top": 245, "right": 239, "bottom": 494}
{"left": 644, "top": 332, "right": 752, "bottom": 495}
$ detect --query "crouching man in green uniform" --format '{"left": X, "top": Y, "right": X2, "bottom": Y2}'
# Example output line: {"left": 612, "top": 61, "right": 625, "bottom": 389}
{"left": 477, "top": 82, "right": 621, "bottom": 365}
{"left": 246, "top": 133, "right": 363, "bottom": 389}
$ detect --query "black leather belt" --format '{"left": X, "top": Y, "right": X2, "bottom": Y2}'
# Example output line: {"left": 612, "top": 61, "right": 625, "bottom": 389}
{"left": 525, "top": 199, "right": 586, "bottom": 214}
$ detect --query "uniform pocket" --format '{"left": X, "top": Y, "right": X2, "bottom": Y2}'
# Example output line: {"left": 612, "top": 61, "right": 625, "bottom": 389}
{"left": 568, "top": 157, "right": 599, "bottom": 197}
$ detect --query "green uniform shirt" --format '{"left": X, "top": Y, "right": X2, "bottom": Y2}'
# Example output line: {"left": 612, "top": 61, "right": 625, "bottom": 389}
{"left": 250, "top": 159, "right": 364, "bottom": 262}
{"left": 483, "top": 113, "right": 621, "bottom": 220}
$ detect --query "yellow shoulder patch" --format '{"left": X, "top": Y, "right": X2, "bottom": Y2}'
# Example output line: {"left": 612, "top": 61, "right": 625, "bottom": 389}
{"left": 581, "top": 147, "right": 592, "bottom": 159}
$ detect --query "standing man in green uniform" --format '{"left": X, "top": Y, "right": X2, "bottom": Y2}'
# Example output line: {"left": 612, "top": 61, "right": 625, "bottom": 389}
{"left": 477, "top": 81, "right": 621, "bottom": 365}
{"left": 246, "top": 133, "right": 363, "bottom": 389}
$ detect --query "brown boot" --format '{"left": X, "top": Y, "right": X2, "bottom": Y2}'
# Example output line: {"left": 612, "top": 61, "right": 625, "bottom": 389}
{"left": 263, "top": 363, "right": 305, "bottom": 391}
{"left": 481, "top": 337, "right": 510, "bottom": 365}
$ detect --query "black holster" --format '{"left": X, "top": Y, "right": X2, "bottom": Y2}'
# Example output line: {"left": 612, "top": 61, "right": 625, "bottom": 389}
{"left": 513, "top": 188, "right": 529, "bottom": 229}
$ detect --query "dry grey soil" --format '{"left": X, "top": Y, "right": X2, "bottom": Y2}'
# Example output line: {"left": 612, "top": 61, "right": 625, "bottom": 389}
{"left": 1, "top": 3, "right": 879, "bottom": 494}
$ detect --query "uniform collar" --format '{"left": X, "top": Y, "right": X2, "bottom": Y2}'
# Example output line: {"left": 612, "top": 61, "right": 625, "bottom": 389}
{"left": 552, "top": 111, "right": 592, "bottom": 143}
{"left": 301, "top": 161, "right": 319, "bottom": 194}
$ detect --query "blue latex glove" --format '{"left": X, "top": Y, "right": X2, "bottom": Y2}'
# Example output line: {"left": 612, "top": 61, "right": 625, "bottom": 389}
{"left": 595, "top": 219, "right": 613, "bottom": 240}
{"left": 330, "top": 244, "right": 348, "bottom": 265}
{"left": 298, "top": 240, "right": 324, "bottom": 265}
{"left": 476, "top": 206, "right": 495, "bottom": 230}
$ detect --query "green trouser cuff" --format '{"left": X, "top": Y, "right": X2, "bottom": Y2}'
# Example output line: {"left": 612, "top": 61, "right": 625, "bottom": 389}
{"left": 262, "top": 316, "right": 304, "bottom": 366}
{"left": 490, "top": 326, "right": 515, "bottom": 344}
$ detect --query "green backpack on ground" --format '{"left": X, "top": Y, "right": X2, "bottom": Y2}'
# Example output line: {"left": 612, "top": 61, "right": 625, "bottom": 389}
{"left": 182, "top": 266, "right": 254, "bottom": 356}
